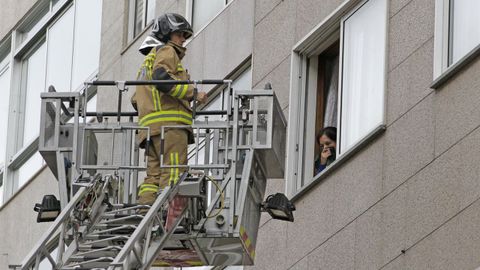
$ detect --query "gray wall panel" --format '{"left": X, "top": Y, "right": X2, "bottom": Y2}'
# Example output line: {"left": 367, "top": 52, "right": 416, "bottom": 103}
{"left": 0, "top": 168, "right": 58, "bottom": 269}
{"left": 252, "top": 0, "right": 296, "bottom": 85}
{"left": 387, "top": 38, "right": 434, "bottom": 125}
{"left": 388, "top": 0, "right": 435, "bottom": 71}
{"left": 384, "top": 94, "right": 435, "bottom": 195}
{"left": 434, "top": 56, "right": 480, "bottom": 156}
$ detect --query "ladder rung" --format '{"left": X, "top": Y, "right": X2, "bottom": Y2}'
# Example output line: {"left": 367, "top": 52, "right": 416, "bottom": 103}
{"left": 74, "top": 246, "right": 121, "bottom": 258}
{"left": 81, "top": 236, "right": 129, "bottom": 246}
{"left": 90, "top": 225, "right": 137, "bottom": 236}
{"left": 78, "top": 244, "right": 122, "bottom": 251}
{"left": 63, "top": 256, "right": 113, "bottom": 269}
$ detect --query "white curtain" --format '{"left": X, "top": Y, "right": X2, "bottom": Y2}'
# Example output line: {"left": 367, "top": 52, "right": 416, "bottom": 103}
{"left": 450, "top": 0, "right": 480, "bottom": 64}
{"left": 323, "top": 55, "right": 339, "bottom": 128}
{"left": 340, "top": 0, "right": 386, "bottom": 153}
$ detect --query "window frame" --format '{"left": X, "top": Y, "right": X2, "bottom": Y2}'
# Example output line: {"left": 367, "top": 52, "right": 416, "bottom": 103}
{"left": 432, "top": 0, "right": 480, "bottom": 88}
{"left": 185, "top": 0, "right": 231, "bottom": 38}
{"left": 0, "top": 50, "right": 11, "bottom": 201}
{"left": 286, "top": 0, "right": 388, "bottom": 198}
{"left": 1, "top": 0, "right": 101, "bottom": 205}
{"left": 127, "top": 0, "right": 156, "bottom": 42}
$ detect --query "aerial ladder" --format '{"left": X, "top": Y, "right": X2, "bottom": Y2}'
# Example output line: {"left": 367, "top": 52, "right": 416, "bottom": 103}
{"left": 10, "top": 79, "right": 293, "bottom": 270}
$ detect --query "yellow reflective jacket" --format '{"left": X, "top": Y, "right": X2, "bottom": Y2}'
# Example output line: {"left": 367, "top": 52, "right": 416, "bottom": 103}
{"left": 131, "top": 41, "right": 195, "bottom": 146}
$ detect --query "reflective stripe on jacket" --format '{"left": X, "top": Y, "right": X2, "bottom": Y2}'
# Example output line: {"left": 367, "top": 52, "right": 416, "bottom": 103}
{"left": 131, "top": 42, "right": 194, "bottom": 145}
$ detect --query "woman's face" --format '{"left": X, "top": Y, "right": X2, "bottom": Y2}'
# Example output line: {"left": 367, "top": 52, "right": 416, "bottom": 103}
{"left": 170, "top": 31, "right": 186, "bottom": 46}
{"left": 319, "top": 134, "right": 336, "bottom": 150}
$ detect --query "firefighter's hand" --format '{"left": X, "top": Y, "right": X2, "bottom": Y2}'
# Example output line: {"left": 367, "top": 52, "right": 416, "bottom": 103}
{"left": 197, "top": 91, "right": 208, "bottom": 104}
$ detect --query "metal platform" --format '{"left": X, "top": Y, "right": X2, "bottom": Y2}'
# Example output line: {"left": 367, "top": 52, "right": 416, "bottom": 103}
{"left": 12, "top": 79, "right": 288, "bottom": 270}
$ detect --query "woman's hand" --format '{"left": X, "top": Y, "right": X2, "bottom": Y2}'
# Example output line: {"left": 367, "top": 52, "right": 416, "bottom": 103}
{"left": 320, "top": 147, "right": 332, "bottom": 165}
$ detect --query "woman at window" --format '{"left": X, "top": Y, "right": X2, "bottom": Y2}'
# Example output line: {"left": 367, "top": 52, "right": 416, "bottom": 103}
{"left": 314, "top": 126, "right": 337, "bottom": 175}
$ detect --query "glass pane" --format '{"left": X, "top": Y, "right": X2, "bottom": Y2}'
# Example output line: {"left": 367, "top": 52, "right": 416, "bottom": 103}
{"left": 18, "top": 152, "right": 44, "bottom": 188}
{"left": 46, "top": 6, "right": 74, "bottom": 92}
{"left": 192, "top": 0, "right": 225, "bottom": 32}
{"left": 71, "top": 0, "right": 102, "bottom": 91}
{"left": 450, "top": 0, "right": 480, "bottom": 64}
{"left": 231, "top": 66, "right": 252, "bottom": 91}
{"left": 146, "top": 0, "right": 155, "bottom": 25}
{"left": 340, "top": 0, "right": 386, "bottom": 153}
{"left": 0, "top": 65, "right": 10, "bottom": 166}
{"left": 198, "top": 67, "right": 252, "bottom": 122}
{"left": 134, "top": 0, "right": 145, "bottom": 36}
{"left": 23, "top": 43, "right": 47, "bottom": 146}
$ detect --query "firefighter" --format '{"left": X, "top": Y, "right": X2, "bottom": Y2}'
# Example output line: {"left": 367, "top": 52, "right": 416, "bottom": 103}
{"left": 131, "top": 13, "right": 208, "bottom": 205}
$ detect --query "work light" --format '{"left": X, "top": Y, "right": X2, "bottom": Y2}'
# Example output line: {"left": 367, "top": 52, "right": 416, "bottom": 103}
{"left": 261, "top": 193, "right": 295, "bottom": 222}
{"left": 33, "top": 195, "right": 61, "bottom": 222}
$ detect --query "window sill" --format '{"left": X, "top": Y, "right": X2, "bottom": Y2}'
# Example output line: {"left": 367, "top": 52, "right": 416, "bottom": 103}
{"left": 290, "top": 125, "right": 386, "bottom": 203}
{"left": 431, "top": 42, "right": 480, "bottom": 89}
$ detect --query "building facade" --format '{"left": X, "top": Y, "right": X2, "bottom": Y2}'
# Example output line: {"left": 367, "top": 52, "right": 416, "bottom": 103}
{"left": 1, "top": 0, "right": 480, "bottom": 269}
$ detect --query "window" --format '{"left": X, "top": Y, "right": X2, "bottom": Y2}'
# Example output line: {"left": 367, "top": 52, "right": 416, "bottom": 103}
{"left": 22, "top": 42, "right": 47, "bottom": 146}
{"left": 127, "top": 0, "right": 156, "bottom": 42}
{"left": 433, "top": 0, "right": 480, "bottom": 80}
{"left": 70, "top": 0, "right": 102, "bottom": 90}
{"left": 339, "top": 0, "right": 386, "bottom": 153}
{"left": 1, "top": 0, "right": 103, "bottom": 204}
{"left": 287, "top": 0, "right": 387, "bottom": 195}
{"left": 187, "top": 0, "right": 230, "bottom": 33}
{"left": 46, "top": 7, "right": 74, "bottom": 92}
{"left": 189, "top": 66, "right": 252, "bottom": 163}
{"left": 188, "top": 65, "right": 252, "bottom": 203}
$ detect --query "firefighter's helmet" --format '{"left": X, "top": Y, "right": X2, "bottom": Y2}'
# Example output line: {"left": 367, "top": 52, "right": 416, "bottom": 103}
{"left": 152, "top": 13, "right": 193, "bottom": 43}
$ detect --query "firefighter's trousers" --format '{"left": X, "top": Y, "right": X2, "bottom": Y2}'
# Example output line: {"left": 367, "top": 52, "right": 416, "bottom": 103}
{"left": 138, "top": 129, "right": 188, "bottom": 205}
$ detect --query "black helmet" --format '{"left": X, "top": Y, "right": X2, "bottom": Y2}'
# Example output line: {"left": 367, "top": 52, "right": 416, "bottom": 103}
{"left": 152, "top": 13, "right": 193, "bottom": 43}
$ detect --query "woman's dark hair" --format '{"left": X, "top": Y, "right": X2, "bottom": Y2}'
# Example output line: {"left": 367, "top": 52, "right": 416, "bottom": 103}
{"left": 317, "top": 126, "right": 337, "bottom": 144}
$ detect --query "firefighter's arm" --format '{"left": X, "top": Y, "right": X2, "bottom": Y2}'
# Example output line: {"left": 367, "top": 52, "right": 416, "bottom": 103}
{"left": 151, "top": 47, "right": 194, "bottom": 101}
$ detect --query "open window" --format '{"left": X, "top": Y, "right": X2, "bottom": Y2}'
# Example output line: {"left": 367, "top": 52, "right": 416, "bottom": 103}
{"left": 287, "top": 0, "right": 387, "bottom": 196}
{"left": 313, "top": 42, "right": 340, "bottom": 176}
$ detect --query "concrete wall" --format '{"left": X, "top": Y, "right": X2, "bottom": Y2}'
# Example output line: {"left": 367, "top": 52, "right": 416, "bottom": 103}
{"left": 0, "top": 0, "right": 36, "bottom": 39}
{"left": 98, "top": 0, "right": 254, "bottom": 108}
{"left": 0, "top": 167, "right": 59, "bottom": 269}
{"left": 248, "top": 0, "right": 480, "bottom": 269}
{"left": 5, "top": 0, "right": 480, "bottom": 269}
